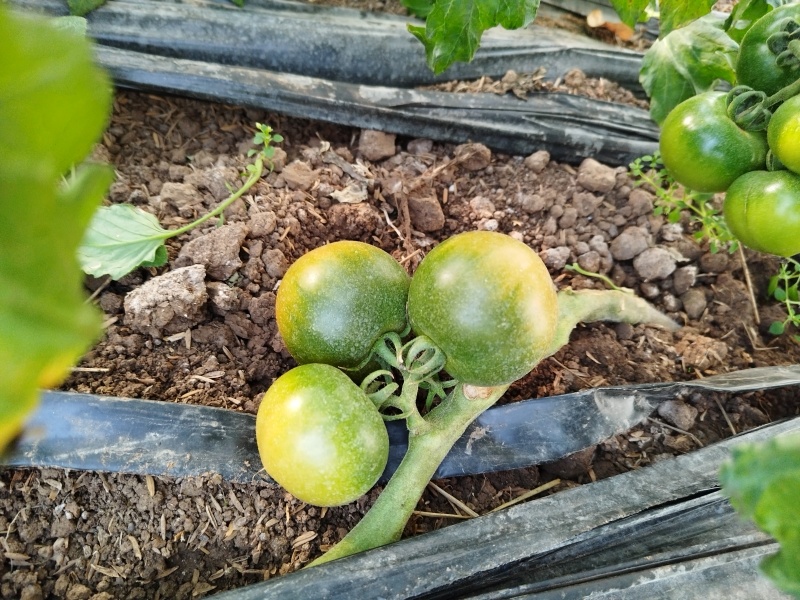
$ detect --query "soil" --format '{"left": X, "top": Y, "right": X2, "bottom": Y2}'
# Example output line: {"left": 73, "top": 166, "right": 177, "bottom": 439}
{"left": 3, "top": 3, "right": 800, "bottom": 599}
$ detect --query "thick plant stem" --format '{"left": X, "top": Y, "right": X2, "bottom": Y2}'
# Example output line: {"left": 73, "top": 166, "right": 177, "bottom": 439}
{"left": 309, "top": 383, "right": 507, "bottom": 566}
{"left": 545, "top": 289, "right": 680, "bottom": 358}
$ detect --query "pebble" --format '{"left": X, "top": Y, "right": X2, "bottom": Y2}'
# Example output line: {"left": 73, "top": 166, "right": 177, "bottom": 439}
{"left": 358, "top": 130, "right": 397, "bottom": 161}
{"left": 407, "top": 138, "right": 433, "bottom": 155}
{"left": 174, "top": 222, "right": 249, "bottom": 281}
{"left": 610, "top": 226, "right": 649, "bottom": 261}
{"left": 408, "top": 195, "right": 445, "bottom": 232}
{"left": 577, "top": 250, "right": 602, "bottom": 273}
{"left": 682, "top": 288, "right": 708, "bottom": 320}
{"left": 455, "top": 142, "right": 492, "bottom": 171}
{"left": 658, "top": 400, "right": 699, "bottom": 431}
{"left": 523, "top": 150, "right": 550, "bottom": 173}
{"left": 672, "top": 265, "right": 697, "bottom": 295}
{"left": 281, "top": 160, "right": 316, "bottom": 191}
{"left": 633, "top": 247, "right": 677, "bottom": 281}
{"left": 576, "top": 158, "right": 617, "bottom": 193}
{"left": 699, "top": 251, "right": 730, "bottom": 273}
{"left": 540, "top": 246, "right": 572, "bottom": 270}
{"left": 628, "top": 188, "right": 654, "bottom": 216}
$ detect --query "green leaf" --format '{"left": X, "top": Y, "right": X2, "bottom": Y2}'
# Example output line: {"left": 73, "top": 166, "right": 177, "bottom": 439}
{"left": 659, "top": 0, "right": 717, "bottom": 36}
{"left": 769, "top": 320, "right": 786, "bottom": 335}
{"left": 49, "top": 16, "right": 88, "bottom": 36}
{"left": 402, "top": 0, "right": 434, "bottom": 18}
{"left": 78, "top": 204, "right": 171, "bottom": 280}
{"left": 725, "top": 0, "right": 794, "bottom": 43}
{"left": 408, "top": 0, "right": 541, "bottom": 74}
{"left": 0, "top": 6, "right": 112, "bottom": 451}
{"left": 67, "top": 0, "right": 108, "bottom": 16}
{"left": 640, "top": 13, "right": 739, "bottom": 124}
{"left": 608, "top": 0, "right": 650, "bottom": 29}
{"left": 720, "top": 434, "right": 800, "bottom": 596}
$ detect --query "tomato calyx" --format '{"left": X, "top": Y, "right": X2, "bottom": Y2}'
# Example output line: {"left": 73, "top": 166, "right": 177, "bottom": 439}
{"left": 726, "top": 86, "right": 771, "bottom": 131}
{"left": 767, "top": 17, "right": 800, "bottom": 68}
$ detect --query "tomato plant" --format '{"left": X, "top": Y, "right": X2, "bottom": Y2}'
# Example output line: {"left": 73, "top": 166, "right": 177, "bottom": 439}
{"left": 723, "top": 170, "right": 800, "bottom": 257}
{"left": 407, "top": 231, "right": 558, "bottom": 386}
{"left": 255, "top": 363, "right": 390, "bottom": 507}
{"left": 768, "top": 95, "right": 800, "bottom": 173}
{"left": 659, "top": 92, "right": 769, "bottom": 193}
{"left": 737, "top": 3, "right": 800, "bottom": 97}
{"left": 276, "top": 241, "right": 410, "bottom": 369}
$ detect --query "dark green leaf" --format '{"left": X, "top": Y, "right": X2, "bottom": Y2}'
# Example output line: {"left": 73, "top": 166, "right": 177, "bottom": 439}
{"left": 725, "top": 0, "right": 772, "bottom": 42}
{"left": 408, "top": 0, "right": 540, "bottom": 74}
{"left": 768, "top": 274, "right": 780, "bottom": 297}
{"left": 608, "top": 0, "right": 650, "bottom": 29}
{"left": 67, "top": 0, "right": 107, "bottom": 16}
{"left": 0, "top": 7, "right": 112, "bottom": 450}
{"left": 640, "top": 13, "right": 738, "bottom": 124}
{"left": 78, "top": 204, "right": 170, "bottom": 280}
{"left": 402, "top": 0, "right": 435, "bottom": 18}
{"left": 774, "top": 286, "right": 788, "bottom": 301}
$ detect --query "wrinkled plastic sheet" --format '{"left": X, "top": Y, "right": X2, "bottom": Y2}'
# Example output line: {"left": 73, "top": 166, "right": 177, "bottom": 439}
{"left": 14, "top": 0, "right": 645, "bottom": 88}
{"left": 5, "top": 365, "right": 800, "bottom": 485}
{"left": 214, "top": 416, "right": 800, "bottom": 599}
{"left": 9, "top": 0, "right": 657, "bottom": 166}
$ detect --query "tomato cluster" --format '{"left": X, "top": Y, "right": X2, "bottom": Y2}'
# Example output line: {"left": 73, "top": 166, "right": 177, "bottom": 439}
{"left": 659, "top": 4, "right": 800, "bottom": 257}
{"left": 256, "top": 233, "right": 559, "bottom": 506}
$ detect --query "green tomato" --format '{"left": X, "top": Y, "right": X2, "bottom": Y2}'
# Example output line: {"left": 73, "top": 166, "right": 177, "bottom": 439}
{"left": 255, "top": 364, "right": 389, "bottom": 507}
{"left": 768, "top": 95, "right": 800, "bottom": 174}
{"left": 407, "top": 231, "right": 558, "bottom": 387}
{"left": 723, "top": 170, "right": 800, "bottom": 257}
{"left": 659, "top": 92, "right": 769, "bottom": 193}
{"left": 276, "top": 241, "right": 410, "bottom": 369}
{"left": 737, "top": 4, "right": 800, "bottom": 96}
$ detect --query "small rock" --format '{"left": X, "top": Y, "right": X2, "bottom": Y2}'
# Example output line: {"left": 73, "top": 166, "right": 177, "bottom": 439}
{"left": 248, "top": 211, "right": 278, "bottom": 237}
{"left": 672, "top": 265, "right": 697, "bottom": 295}
{"left": 160, "top": 182, "right": 202, "bottom": 216}
{"left": 281, "top": 160, "right": 316, "bottom": 191}
{"left": 480, "top": 218, "right": 499, "bottom": 231}
{"left": 610, "top": 226, "right": 649, "bottom": 261}
{"left": 455, "top": 143, "right": 492, "bottom": 171}
{"left": 699, "top": 251, "right": 729, "bottom": 273}
{"left": 469, "top": 196, "right": 496, "bottom": 219}
{"left": 572, "top": 191, "right": 600, "bottom": 217}
{"left": 358, "top": 130, "right": 397, "bottom": 161}
{"left": 633, "top": 247, "right": 677, "bottom": 281}
{"left": 589, "top": 234, "right": 609, "bottom": 255}
{"left": 577, "top": 158, "right": 617, "bottom": 194}
{"left": 263, "top": 248, "right": 289, "bottom": 279}
{"left": 577, "top": 250, "right": 602, "bottom": 273}
{"left": 659, "top": 222, "right": 684, "bottom": 242}
{"left": 662, "top": 292, "right": 682, "bottom": 312}
{"left": 327, "top": 203, "right": 384, "bottom": 240}
{"left": 523, "top": 150, "right": 550, "bottom": 173}
{"left": 98, "top": 292, "right": 123, "bottom": 314}
{"left": 640, "top": 282, "right": 660, "bottom": 299}
{"left": 206, "top": 282, "right": 240, "bottom": 314}
{"left": 20, "top": 584, "right": 43, "bottom": 600}
{"left": 540, "top": 246, "right": 571, "bottom": 270}
{"left": 681, "top": 288, "right": 708, "bottom": 320}
{"left": 407, "top": 138, "right": 433, "bottom": 155}
{"left": 248, "top": 293, "right": 276, "bottom": 326}
{"left": 65, "top": 584, "right": 93, "bottom": 600}
{"left": 675, "top": 333, "right": 729, "bottom": 370}
{"left": 516, "top": 193, "right": 547, "bottom": 214}
{"left": 558, "top": 206, "right": 578, "bottom": 229}
{"left": 408, "top": 195, "right": 445, "bottom": 232}
{"left": 615, "top": 322, "right": 635, "bottom": 340}
{"left": 175, "top": 222, "right": 249, "bottom": 281}
{"left": 124, "top": 265, "right": 208, "bottom": 338}
{"left": 658, "top": 400, "right": 699, "bottom": 431}
{"left": 268, "top": 147, "right": 287, "bottom": 172}
{"left": 628, "top": 188, "right": 654, "bottom": 216}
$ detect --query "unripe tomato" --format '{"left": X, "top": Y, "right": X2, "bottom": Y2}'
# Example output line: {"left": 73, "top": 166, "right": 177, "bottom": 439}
{"left": 276, "top": 241, "right": 410, "bottom": 369}
{"left": 768, "top": 95, "right": 800, "bottom": 174}
{"left": 737, "top": 4, "right": 800, "bottom": 96}
{"left": 255, "top": 364, "right": 390, "bottom": 506}
{"left": 407, "top": 231, "right": 558, "bottom": 387}
{"left": 723, "top": 170, "right": 800, "bottom": 257}
{"left": 659, "top": 92, "right": 769, "bottom": 193}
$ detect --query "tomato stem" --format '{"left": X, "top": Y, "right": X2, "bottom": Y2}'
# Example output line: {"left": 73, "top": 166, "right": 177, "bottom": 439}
{"left": 766, "top": 76, "right": 800, "bottom": 109}
{"left": 308, "top": 382, "right": 507, "bottom": 567}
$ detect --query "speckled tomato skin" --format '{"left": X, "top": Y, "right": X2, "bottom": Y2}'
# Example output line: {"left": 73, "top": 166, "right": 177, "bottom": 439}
{"left": 255, "top": 364, "right": 389, "bottom": 507}
{"left": 768, "top": 96, "right": 800, "bottom": 174}
{"left": 407, "top": 231, "right": 558, "bottom": 387}
{"left": 276, "top": 241, "right": 410, "bottom": 369}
